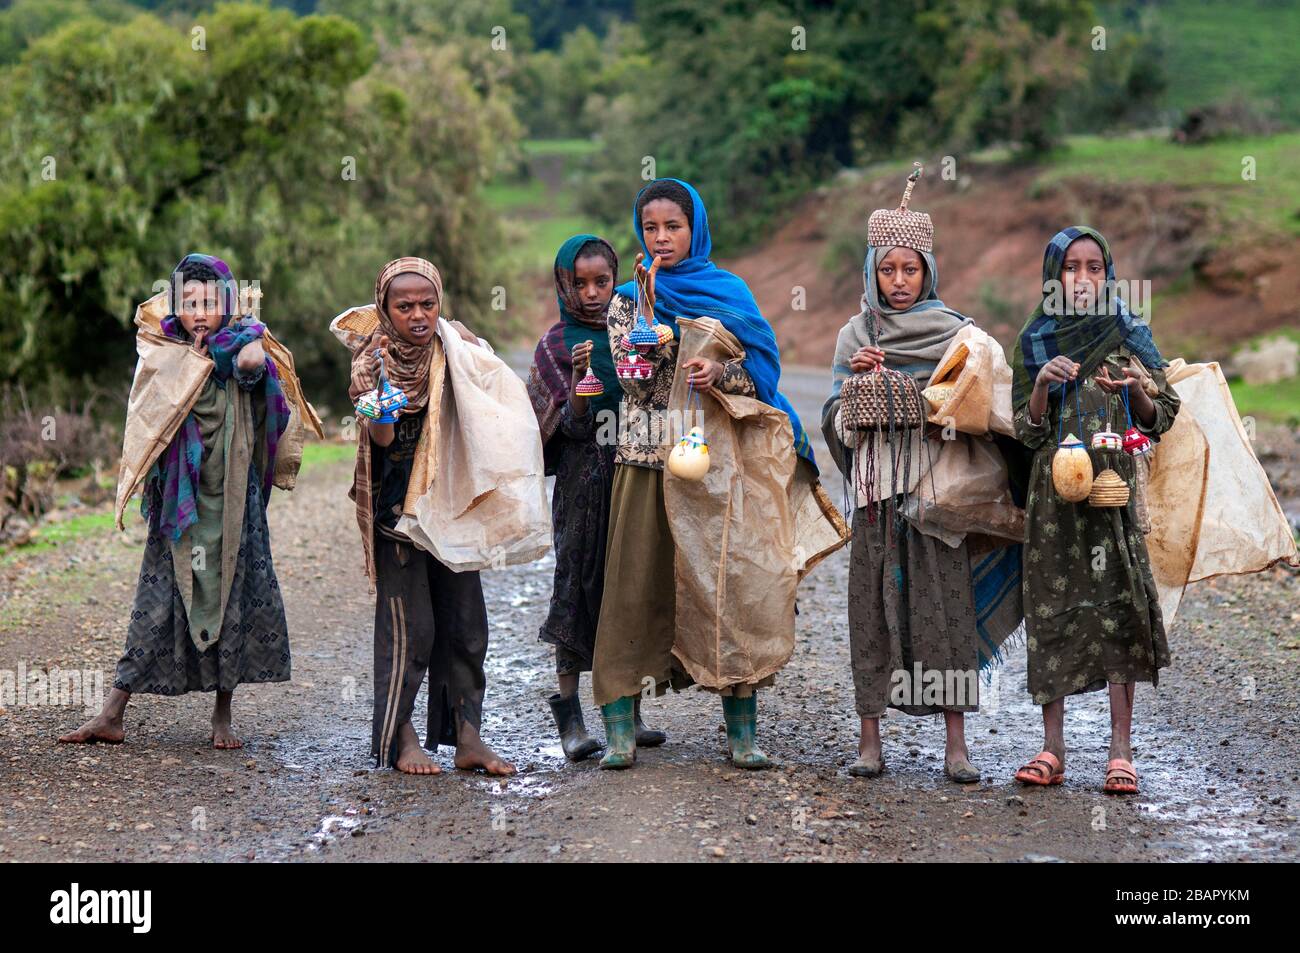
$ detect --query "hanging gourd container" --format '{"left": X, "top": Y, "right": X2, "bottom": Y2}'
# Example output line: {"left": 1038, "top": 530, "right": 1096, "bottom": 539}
{"left": 574, "top": 367, "right": 604, "bottom": 397}
{"left": 1091, "top": 429, "right": 1122, "bottom": 452}
{"left": 1087, "top": 468, "right": 1130, "bottom": 508}
{"left": 616, "top": 352, "right": 653, "bottom": 381}
{"left": 1052, "top": 433, "right": 1093, "bottom": 502}
{"left": 355, "top": 351, "right": 408, "bottom": 424}
{"left": 667, "top": 426, "right": 710, "bottom": 481}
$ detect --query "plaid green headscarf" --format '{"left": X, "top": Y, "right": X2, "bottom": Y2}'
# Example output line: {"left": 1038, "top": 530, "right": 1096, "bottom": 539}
{"left": 1011, "top": 226, "right": 1165, "bottom": 411}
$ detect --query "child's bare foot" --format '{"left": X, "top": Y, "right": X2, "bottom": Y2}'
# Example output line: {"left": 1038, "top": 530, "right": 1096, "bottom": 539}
{"left": 58, "top": 712, "right": 125, "bottom": 744}
{"left": 394, "top": 721, "right": 440, "bottom": 775}
{"left": 211, "top": 723, "right": 243, "bottom": 749}
{"left": 211, "top": 690, "right": 243, "bottom": 749}
{"left": 455, "top": 722, "right": 515, "bottom": 775}
{"left": 59, "top": 687, "right": 129, "bottom": 743}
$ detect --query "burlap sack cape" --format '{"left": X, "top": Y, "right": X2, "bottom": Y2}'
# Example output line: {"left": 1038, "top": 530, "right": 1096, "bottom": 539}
{"left": 114, "top": 290, "right": 323, "bottom": 530}
{"left": 664, "top": 317, "right": 849, "bottom": 689}
{"left": 1144, "top": 358, "right": 1298, "bottom": 623}
{"left": 330, "top": 306, "right": 551, "bottom": 576}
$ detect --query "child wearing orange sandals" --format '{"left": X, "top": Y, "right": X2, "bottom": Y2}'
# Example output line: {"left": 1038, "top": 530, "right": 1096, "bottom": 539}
{"left": 1009, "top": 226, "right": 1179, "bottom": 796}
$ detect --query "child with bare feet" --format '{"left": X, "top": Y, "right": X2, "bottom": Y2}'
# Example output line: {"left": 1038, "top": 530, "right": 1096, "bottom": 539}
{"left": 332, "top": 257, "right": 514, "bottom": 776}
{"left": 60, "top": 254, "right": 314, "bottom": 750}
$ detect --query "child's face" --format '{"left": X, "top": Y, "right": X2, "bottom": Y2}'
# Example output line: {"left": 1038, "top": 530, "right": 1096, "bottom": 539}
{"left": 875, "top": 246, "right": 926, "bottom": 310}
{"left": 573, "top": 254, "right": 615, "bottom": 318}
{"left": 640, "top": 198, "right": 692, "bottom": 268}
{"left": 1060, "top": 236, "right": 1106, "bottom": 313}
{"left": 384, "top": 273, "right": 439, "bottom": 346}
{"left": 178, "top": 280, "right": 223, "bottom": 338}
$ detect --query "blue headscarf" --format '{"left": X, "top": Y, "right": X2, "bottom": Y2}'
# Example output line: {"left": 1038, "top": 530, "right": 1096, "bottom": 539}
{"left": 615, "top": 178, "right": 815, "bottom": 468}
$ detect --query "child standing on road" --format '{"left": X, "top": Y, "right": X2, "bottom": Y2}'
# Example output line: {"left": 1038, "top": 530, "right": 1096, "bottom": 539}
{"left": 61, "top": 253, "right": 311, "bottom": 749}
{"left": 1010, "top": 226, "right": 1178, "bottom": 796}
{"left": 526, "top": 235, "right": 624, "bottom": 762}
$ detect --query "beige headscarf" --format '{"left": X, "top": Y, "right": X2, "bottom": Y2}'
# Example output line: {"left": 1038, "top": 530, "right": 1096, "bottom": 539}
{"left": 342, "top": 256, "right": 446, "bottom": 585}
{"left": 348, "top": 257, "right": 444, "bottom": 412}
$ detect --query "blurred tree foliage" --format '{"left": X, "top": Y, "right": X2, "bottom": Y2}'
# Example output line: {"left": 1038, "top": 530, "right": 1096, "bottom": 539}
{"left": 577, "top": 0, "right": 1167, "bottom": 250}
{"left": 0, "top": 2, "right": 519, "bottom": 403}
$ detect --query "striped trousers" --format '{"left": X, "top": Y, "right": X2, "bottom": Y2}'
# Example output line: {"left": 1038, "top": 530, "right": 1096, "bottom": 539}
{"left": 371, "top": 535, "right": 489, "bottom": 767}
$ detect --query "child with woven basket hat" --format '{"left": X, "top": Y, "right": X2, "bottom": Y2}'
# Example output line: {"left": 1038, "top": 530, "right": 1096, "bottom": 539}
{"left": 1010, "top": 227, "right": 1179, "bottom": 796}
{"left": 821, "top": 166, "right": 1025, "bottom": 783}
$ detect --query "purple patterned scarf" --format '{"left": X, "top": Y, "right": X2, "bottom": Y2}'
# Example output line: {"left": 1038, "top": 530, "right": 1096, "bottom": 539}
{"left": 145, "top": 254, "right": 291, "bottom": 540}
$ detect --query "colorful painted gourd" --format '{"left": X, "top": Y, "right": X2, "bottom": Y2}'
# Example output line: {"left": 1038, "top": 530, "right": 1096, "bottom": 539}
{"left": 1051, "top": 433, "right": 1093, "bottom": 502}
{"left": 354, "top": 351, "right": 408, "bottom": 424}
{"left": 667, "top": 426, "right": 710, "bottom": 481}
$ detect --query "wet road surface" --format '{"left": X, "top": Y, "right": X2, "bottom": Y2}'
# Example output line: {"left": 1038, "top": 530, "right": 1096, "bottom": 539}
{"left": 0, "top": 363, "right": 1295, "bottom": 862}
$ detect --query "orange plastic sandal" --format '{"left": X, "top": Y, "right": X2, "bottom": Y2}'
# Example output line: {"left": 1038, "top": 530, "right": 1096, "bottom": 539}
{"left": 1103, "top": 758, "right": 1138, "bottom": 795}
{"left": 1014, "top": 751, "right": 1064, "bottom": 786}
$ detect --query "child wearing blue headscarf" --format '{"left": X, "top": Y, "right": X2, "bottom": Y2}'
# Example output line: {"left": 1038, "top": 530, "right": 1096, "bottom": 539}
{"left": 591, "top": 179, "right": 810, "bottom": 771}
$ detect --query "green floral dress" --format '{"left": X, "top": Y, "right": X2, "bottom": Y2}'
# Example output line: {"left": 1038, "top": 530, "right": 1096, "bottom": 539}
{"left": 1014, "top": 346, "right": 1179, "bottom": 705}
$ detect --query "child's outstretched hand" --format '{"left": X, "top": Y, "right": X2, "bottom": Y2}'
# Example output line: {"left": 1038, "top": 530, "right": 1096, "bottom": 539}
{"left": 569, "top": 340, "right": 593, "bottom": 391}
{"left": 1093, "top": 364, "right": 1140, "bottom": 394}
{"left": 850, "top": 345, "right": 885, "bottom": 373}
{"left": 1034, "top": 355, "right": 1078, "bottom": 389}
{"left": 633, "top": 253, "right": 662, "bottom": 311}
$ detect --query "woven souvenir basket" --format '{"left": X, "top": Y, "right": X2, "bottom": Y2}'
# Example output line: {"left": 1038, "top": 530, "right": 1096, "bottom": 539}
{"left": 840, "top": 367, "right": 924, "bottom": 431}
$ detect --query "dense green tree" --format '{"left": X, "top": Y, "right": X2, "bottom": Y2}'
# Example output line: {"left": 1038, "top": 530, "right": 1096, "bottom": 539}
{"left": 0, "top": 2, "right": 519, "bottom": 400}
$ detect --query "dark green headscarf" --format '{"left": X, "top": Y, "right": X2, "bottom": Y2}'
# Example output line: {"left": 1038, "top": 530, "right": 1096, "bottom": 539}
{"left": 526, "top": 235, "right": 621, "bottom": 443}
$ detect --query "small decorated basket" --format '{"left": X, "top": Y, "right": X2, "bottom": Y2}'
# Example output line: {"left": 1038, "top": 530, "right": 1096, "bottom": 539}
{"left": 616, "top": 352, "right": 653, "bottom": 381}
{"left": 1087, "top": 468, "right": 1130, "bottom": 508}
{"left": 629, "top": 316, "right": 660, "bottom": 355}
{"left": 654, "top": 322, "right": 675, "bottom": 347}
{"left": 1123, "top": 427, "right": 1152, "bottom": 456}
{"left": 841, "top": 366, "right": 924, "bottom": 431}
{"left": 1091, "top": 429, "right": 1123, "bottom": 452}
{"left": 574, "top": 367, "right": 604, "bottom": 397}
{"left": 354, "top": 351, "right": 408, "bottom": 424}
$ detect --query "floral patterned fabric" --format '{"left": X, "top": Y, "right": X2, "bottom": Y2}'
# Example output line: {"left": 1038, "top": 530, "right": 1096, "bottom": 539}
{"left": 1014, "top": 345, "right": 1178, "bottom": 704}
{"left": 606, "top": 292, "right": 755, "bottom": 470}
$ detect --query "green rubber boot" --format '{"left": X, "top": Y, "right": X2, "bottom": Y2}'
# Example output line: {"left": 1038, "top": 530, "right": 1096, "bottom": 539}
{"left": 721, "top": 694, "right": 771, "bottom": 769}
{"left": 598, "top": 696, "right": 637, "bottom": 770}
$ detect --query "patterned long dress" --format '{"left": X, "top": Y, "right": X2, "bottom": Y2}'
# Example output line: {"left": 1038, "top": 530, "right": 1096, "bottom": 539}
{"left": 539, "top": 400, "right": 617, "bottom": 674}
{"left": 1014, "top": 345, "right": 1178, "bottom": 704}
{"left": 114, "top": 368, "right": 290, "bottom": 695}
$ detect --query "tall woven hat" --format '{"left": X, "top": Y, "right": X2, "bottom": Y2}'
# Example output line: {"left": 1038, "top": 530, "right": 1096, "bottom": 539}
{"left": 867, "top": 162, "right": 933, "bottom": 254}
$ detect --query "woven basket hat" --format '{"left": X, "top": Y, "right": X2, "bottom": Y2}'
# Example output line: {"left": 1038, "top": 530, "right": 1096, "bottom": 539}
{"left": 867, "top": 162, "right": 933, "bottom": 254}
